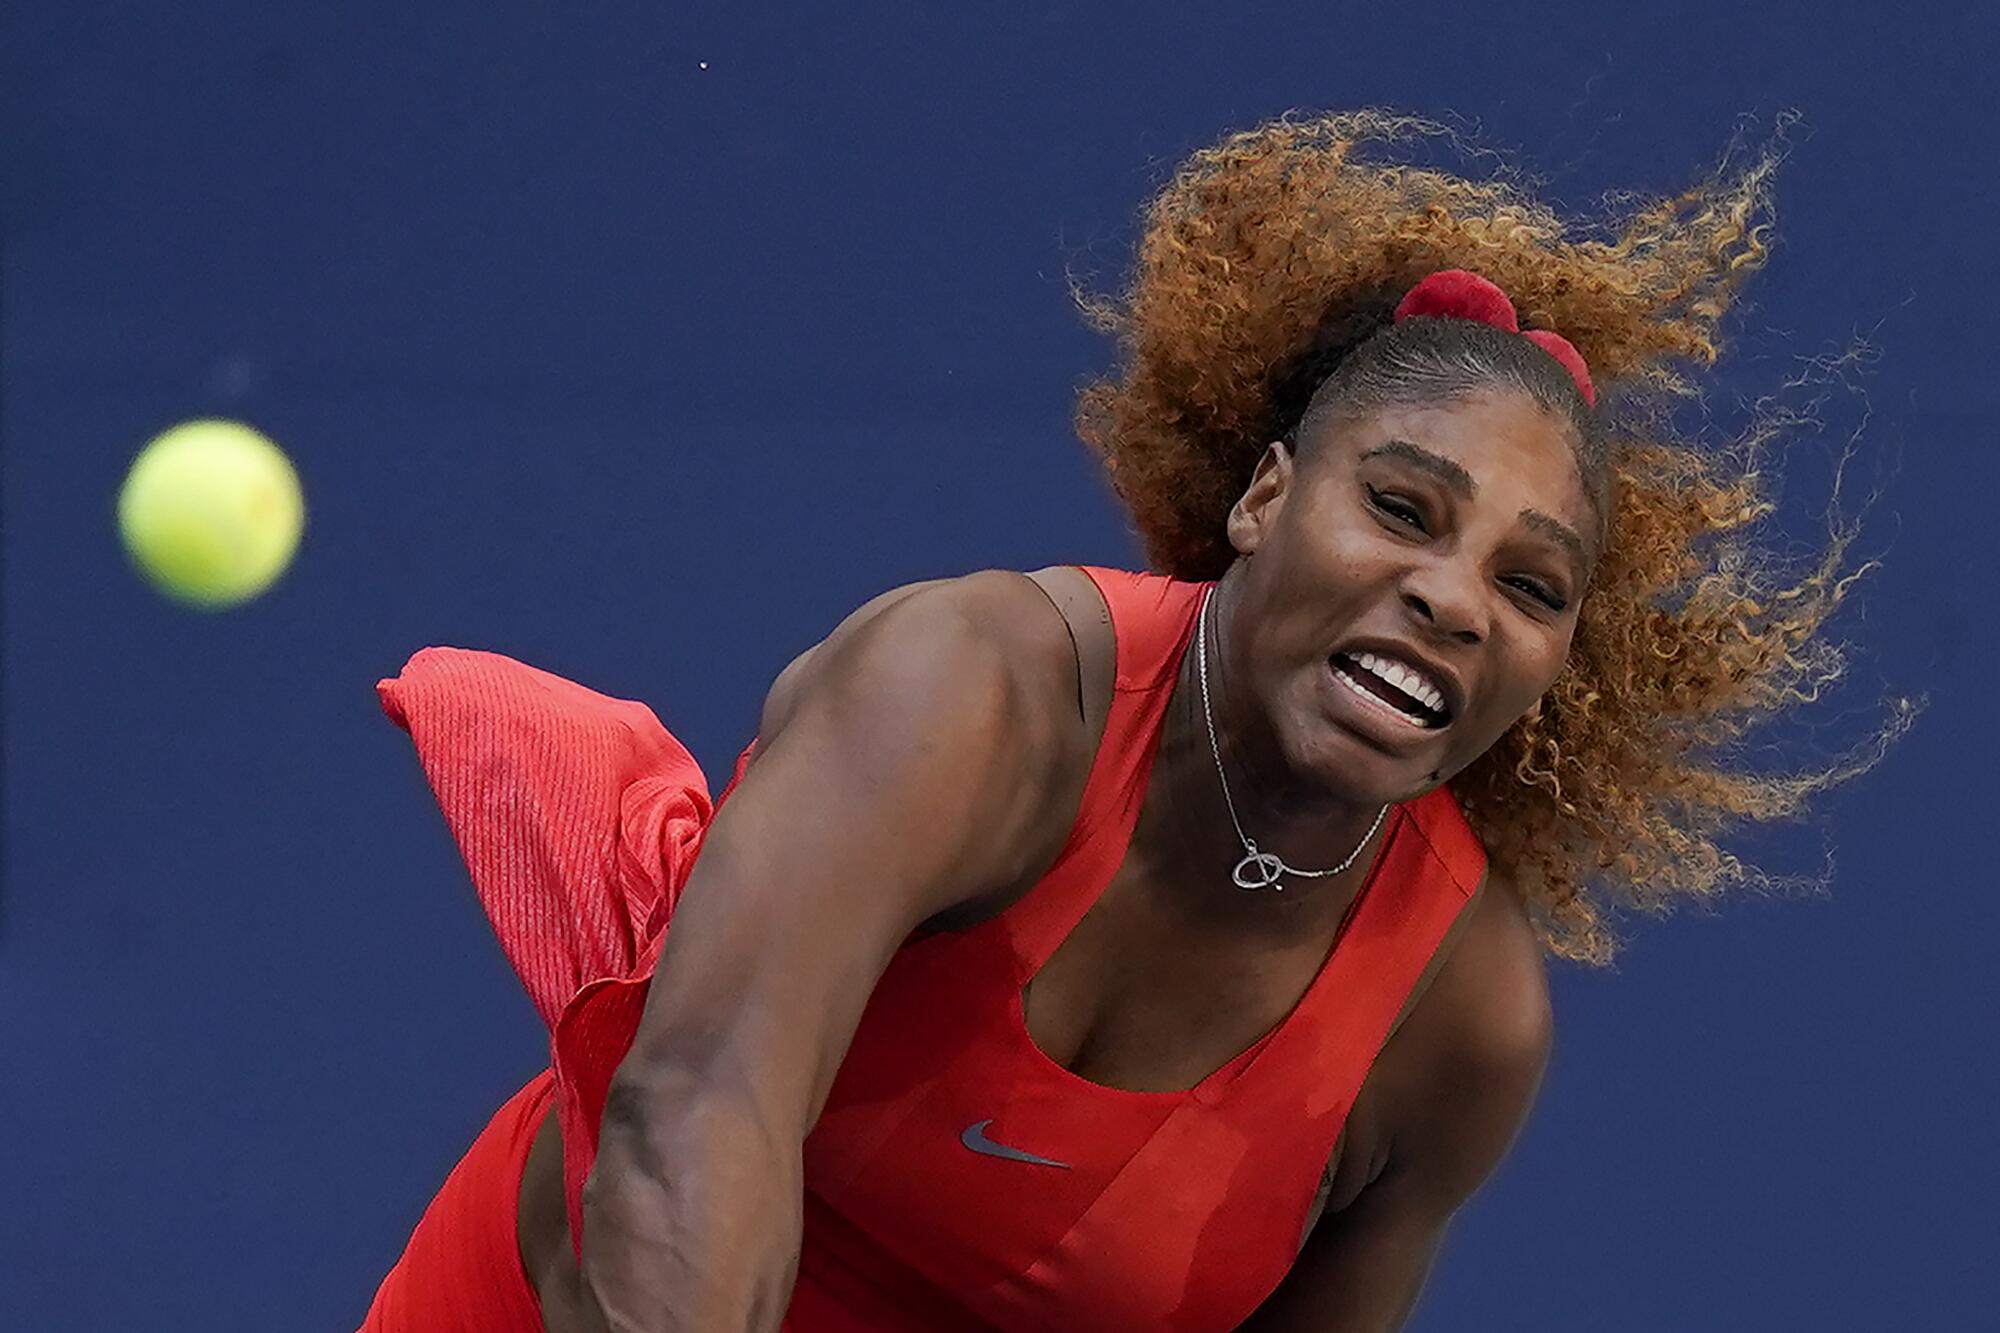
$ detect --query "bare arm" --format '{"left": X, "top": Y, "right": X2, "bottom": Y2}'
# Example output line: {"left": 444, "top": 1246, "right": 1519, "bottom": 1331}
{"left": 578, "top": 573, "right": 1082, "bottom": 1333}
{"left": 1238, "top": 885, "right": 1554, "bottom": 1333}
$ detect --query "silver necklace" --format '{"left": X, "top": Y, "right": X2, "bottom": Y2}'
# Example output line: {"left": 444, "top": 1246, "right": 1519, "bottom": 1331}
{"left": 1196, "top": 585, "right": 1388, "bottom": 892}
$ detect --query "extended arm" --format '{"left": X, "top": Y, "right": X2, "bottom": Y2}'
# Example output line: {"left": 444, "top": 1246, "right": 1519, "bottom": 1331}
{"left": 576, "top": 573, "right": 1081, "bottom": 1333}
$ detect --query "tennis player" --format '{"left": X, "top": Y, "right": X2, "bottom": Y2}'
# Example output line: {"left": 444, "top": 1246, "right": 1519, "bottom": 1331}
{"left": 361, "top": 111, "right": 1885, "bottom": 1332}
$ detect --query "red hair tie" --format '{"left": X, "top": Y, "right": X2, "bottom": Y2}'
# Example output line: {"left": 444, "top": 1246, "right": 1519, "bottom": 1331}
{"left": 1392, "top": 269, "right": 1597, "bottom": 407}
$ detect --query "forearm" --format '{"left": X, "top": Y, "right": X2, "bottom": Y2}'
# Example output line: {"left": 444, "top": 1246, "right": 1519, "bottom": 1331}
{"left": 582, "top": 1067, "right": 805, "bottom": 1333}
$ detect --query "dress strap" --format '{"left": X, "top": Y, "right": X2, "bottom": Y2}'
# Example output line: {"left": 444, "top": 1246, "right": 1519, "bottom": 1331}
{"left": 1215, "top": 785, "right": 1485, "bottom": 1116}
{"left": 985, "top": 569, "right": 1208, "bottom": 975}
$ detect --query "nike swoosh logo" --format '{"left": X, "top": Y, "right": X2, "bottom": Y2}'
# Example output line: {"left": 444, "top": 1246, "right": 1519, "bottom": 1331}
{"left": 959, "top": 1119, "right": 1072, "bottom": 1169}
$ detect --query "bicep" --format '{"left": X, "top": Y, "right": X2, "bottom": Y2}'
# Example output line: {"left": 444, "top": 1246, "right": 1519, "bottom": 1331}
{"left": 617, "top": 575, "right": 1076, "bottom": 1134}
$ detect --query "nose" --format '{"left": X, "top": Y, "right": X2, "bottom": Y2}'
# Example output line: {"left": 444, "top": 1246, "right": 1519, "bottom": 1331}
{"left": 1401, "top": 561, "right": 1488, "bottom": 645}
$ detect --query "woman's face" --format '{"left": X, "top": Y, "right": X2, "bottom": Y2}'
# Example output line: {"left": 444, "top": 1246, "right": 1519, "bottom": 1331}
{"left": 1225, "top": 387, "right": 1597, "bottom": 805}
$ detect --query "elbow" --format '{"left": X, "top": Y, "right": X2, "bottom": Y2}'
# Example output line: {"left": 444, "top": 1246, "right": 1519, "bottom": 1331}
{"left": 598, "top": 1064, "right": 804, "bottom": 1192}
{"left": 586, "top": 1074, "right": 807, "bottom": 1275}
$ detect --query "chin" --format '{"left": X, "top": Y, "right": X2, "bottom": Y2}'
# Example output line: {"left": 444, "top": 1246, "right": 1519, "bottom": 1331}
{"left": 1281, "top": 695, "right": 1447, "bottom": 807}
{"left": 1276, "top": 669, "right": 1453, "bottom": 802}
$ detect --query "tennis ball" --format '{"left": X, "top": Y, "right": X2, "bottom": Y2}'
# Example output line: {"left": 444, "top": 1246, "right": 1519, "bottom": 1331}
{"left": 117, "top": 419, "right": 306, "bottom": 608}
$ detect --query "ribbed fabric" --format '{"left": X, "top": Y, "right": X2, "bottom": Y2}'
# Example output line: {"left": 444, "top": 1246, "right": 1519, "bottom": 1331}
{"left": 377, "top": 646, "right": 727, "bottom": 1251}
{"left": 366, "top": 566, "right": 1486, "bottom": 1330}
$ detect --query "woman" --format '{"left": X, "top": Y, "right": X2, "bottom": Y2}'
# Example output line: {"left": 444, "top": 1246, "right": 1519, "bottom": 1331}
{"left": 361, "top": 112, "right": 1885, "bottom": 1331}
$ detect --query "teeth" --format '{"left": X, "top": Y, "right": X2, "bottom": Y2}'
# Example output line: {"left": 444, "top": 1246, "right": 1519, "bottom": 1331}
{"left": 1354, "top": 651, "right": 1447, "bottom": 715}
{"left": 1332, "top": 663, "right": 1428, "bottom": 728}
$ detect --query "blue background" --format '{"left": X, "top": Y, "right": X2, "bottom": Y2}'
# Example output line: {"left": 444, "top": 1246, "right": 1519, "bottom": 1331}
{"left": 4, "top": 4, "right": 1992, "bottom": 1329}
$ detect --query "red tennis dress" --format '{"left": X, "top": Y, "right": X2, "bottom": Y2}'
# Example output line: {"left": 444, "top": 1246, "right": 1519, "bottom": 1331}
{"left": 360, "top": 566, "right": 1486, "bottom": 1331}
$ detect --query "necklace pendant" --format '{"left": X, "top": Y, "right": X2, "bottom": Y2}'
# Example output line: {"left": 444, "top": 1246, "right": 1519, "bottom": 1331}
{"left": 1232, "top": 849, "right": 1286, "bottom": 891}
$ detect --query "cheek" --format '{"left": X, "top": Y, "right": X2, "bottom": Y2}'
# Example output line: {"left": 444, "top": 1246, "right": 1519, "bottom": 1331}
{"left": 1488, "top": 624, "right": 1574, "bottom": 714}
{"left": 1519, "top": 629, "right": 1576, "bottom": 702}
{"left": 1292, "top": 525, "right": 1404, "bottom": 614}
{"left": 1283, "top": 482, "right": 1384, "bottom": 566}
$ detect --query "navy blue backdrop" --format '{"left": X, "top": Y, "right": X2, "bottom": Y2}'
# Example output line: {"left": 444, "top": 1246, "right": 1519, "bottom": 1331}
{"left": 4, "top": 4, "right": 1993, "bottom": 1329}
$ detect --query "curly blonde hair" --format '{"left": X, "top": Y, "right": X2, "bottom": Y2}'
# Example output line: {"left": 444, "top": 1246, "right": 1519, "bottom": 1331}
{"left": 1074, "top": 109, "right": 1906, "bottom": 966}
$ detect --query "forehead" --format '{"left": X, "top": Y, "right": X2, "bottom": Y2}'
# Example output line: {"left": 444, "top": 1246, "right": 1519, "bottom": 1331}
{"left": 1318, "top": 391, "right": 1596, "bottom": 531}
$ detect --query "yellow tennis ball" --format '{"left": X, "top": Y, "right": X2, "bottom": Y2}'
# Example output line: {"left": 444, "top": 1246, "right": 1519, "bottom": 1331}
{"left": 117, "top": 419, "right": 306, "bottom": 608}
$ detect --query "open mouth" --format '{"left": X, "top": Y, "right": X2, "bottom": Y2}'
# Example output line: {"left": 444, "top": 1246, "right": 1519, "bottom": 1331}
{"left": 1328, "top": 651, "right": 1452, "bottom": 730}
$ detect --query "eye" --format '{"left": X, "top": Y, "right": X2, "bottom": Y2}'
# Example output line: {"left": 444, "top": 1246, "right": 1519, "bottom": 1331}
{"left": 1366, "top": 486, "right": 1427, "bottom": 533}
{"left": 1502, "top": 575, "right": 1568, "bottom": 612}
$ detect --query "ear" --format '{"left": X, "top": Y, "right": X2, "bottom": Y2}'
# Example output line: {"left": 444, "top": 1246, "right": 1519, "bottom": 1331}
{"left": 1226, "top": 441, "right": 1294, "bottom": 558}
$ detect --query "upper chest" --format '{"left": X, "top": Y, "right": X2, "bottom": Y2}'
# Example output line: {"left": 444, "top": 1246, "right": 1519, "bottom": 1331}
{"left": 1019, "top": 849, "right": 1365, "bottom": 1094}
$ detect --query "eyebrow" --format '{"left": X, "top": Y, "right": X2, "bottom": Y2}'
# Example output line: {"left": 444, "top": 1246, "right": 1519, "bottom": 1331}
{"left": 1521, "top": 509, "right": 1592, "bottom": 573}
{"left": 1361, "top": 438, "right": 1594, "bottom": 574}
{"left": 1358, "top": 439, "right": 1476, "bottom": 498}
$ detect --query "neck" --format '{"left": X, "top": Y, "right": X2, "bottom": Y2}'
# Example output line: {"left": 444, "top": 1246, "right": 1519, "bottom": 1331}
{"left": 1131, "top": 573, "right": 1387, "bottom": 938}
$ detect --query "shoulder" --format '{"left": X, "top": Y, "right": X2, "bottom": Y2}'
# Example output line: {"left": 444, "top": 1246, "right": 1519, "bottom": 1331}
{"left": 740, "top": 570, "right": 1104, "bottom": 922}
{"left": 1423, "top": 868, "right": 1553, "bottom": 1091}
{"left": 759, "top": 568, "right": 1089, "bottom": 744}
{"left": 1390, "top": 867, "right": 1553, "bottom": 1205}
